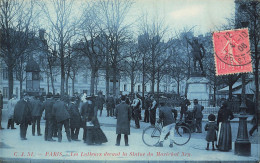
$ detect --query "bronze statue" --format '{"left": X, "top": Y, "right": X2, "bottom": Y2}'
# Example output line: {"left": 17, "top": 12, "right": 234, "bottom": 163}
{"left": 187, "top": 37, "right": 205, "bottom": 76}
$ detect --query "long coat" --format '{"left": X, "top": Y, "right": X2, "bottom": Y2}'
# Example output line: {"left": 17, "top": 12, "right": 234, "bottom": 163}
{"left": 217, "top": 106, "right": 234, "bottom": 151}
{"left": 42, "top": 99, "right": 55, "bottom": 120}
{"left": 83, "top": 100, "right": 107, "bottom": 144}
{"left": 0, "top": 93, "right": 3, "bottom": 109}
{"left": 115, "top": 102, "right": 131, "bottom": 135}
{"left": 95, "top": 96, "right": 105, "bottom": 110}
{"left": 13, "top": 99, "right": 32, "bottom": 124}
{"left": 106, "top": 97, "right": 115, "bottom": 109}
{"left": 30, "top": 98, "right": 43, "bottom": 117}
{"left": 69, "top": 102, "right": 81, "bottom": 128}
{"left": 52, "top": 100, "right": 70, "bottom": 123}
{"left": 7, "top": 98, "right": 18, "bottom": 119}
{"left": 205, "top": 121, "right": 218, "bottom": 142}
{"left": 193, "top": 104, "right": 204, "bottom": 119}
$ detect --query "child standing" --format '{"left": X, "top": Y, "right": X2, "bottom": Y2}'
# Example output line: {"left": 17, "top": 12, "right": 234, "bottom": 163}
{"left": 205, "top": 114, "right": 218, "bottom": 150}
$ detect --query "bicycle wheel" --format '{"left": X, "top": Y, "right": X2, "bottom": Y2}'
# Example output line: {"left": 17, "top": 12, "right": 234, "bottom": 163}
{"left": 173, "top": 125, "right": 191, "bottom": 146}
{"left": 142, "top": 126, "right": 161, "bottom": 146}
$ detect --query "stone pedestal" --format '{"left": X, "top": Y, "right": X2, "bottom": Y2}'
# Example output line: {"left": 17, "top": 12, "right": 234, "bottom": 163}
{"left": 187, "top": 76, "right": 210, "bottom": 105}
{"left": 235, "top": 115, "right": 251, "bottom": 156}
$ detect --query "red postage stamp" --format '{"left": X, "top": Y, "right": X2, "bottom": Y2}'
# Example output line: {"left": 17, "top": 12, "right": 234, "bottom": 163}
{"left": 212, "top": 28, "right": 253, "bottom": 76}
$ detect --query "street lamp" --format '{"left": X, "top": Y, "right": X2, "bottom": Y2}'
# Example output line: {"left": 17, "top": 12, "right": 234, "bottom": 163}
{"left": 234, "top": 5, "right": 251, "bottom": 155}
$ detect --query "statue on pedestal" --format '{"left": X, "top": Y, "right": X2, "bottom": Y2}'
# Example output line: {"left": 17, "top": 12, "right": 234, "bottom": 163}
{"left": 187, "top": 37, "right": 205, "bottom": 76}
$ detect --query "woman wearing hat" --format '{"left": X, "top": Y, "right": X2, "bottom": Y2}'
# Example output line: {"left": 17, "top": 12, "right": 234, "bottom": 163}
{"left": 82, "top": 96, "right": 107, "bottom": 145}
{"left": 216, "top": 101, "right": 234, "bottom": 151}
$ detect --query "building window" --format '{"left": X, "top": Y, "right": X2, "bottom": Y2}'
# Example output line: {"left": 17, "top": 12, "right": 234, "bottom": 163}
{"left": 124, "top": 84, "right": 127, "bottom": 91}
{"left": 3, "top": 68, "right": 8, "bottom": 80}
{"left": 138, "top": 85, "right": 141, "bottom": 92}
{"left": 3, "top": 87, "right": 8, "bottom": 98}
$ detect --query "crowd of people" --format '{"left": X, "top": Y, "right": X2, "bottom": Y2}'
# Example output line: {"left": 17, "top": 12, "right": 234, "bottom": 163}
{"left": 0, "top": 90, "right": 257, "bottom": 151}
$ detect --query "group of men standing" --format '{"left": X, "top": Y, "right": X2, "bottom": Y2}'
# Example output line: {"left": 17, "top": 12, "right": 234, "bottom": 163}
{"left": 5, "top": 92, "right": 82, "bottom": 142}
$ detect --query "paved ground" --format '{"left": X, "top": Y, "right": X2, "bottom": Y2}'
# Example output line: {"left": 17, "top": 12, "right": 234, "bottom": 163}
{"left": 0, "top": 110, "right": 259, "bottom": 162}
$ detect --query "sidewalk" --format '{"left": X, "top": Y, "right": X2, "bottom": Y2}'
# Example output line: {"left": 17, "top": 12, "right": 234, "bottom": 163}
{"left": 0, "top": 111, "right": 259, "bottom": 162}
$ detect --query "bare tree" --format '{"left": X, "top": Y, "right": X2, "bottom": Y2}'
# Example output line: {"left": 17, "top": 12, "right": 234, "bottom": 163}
{"left": 95, "top": 0, "right": 134, "bottom": 96}
{"left": 138, "top": 12, "right": 170, "bottom": 95}
{"left": 39, "top": 0, "right": 78, "bottom": 95}
{"left": 0, "top": 0, "right": 37, "bottom": 99}
{"left": 121, "top": 41, "right": 142, "bottom": 94}
{"left": 75, "top": 4, "right": 107, "bottom": 96}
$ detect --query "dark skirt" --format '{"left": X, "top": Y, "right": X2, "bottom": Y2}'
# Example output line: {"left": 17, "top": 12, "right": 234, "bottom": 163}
{"left": 217, "top": 122, "right": 232, "bottom": 151}
{"left": 85, "top": 127, "right": 108, "bottom": 145}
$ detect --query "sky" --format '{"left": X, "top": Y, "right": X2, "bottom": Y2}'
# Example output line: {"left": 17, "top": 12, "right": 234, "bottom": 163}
{"left": 130, "top": 0, "right": 235, "bottom": 36}
{"left": 38, "top": 0, "right": 235, "bottom": 39}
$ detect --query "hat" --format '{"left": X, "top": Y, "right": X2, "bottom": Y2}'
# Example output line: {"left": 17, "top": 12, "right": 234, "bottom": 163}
{"left": 86, "top": 96, "right": 93, "bottom": 100}
{"left": 193, "top": 99, "right": 198, "bottom": 104}
{"left": 121, "top": 95, "right": 126, "bottom": 101}
{"left": 208, "top": 114, "right": 216, "bottom": 121}
{"left": 70, "top": 96, "right": 75, "bottom": 101}
{"left": 222, "top": 101, "right": 228, "bottom": 107}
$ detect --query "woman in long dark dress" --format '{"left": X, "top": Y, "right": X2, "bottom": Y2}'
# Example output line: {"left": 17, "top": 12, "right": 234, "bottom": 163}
{"left": 217, "top": 101, "right": 234, "bottom": 151}
{"left": 83, "top": 96, "right": 107, "bottom": 145}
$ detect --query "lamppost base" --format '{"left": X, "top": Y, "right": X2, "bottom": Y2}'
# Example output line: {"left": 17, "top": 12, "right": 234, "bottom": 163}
{"left": 234, "top": 114, "right": 251, "bottom": 156}
{"left": 234, "top": 141, "right": 251, "bottom": 156}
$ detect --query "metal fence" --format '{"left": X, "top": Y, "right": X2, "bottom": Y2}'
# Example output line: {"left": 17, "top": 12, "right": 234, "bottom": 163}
{"left": 174, "top": 99, "right": 241, "bottom": 115}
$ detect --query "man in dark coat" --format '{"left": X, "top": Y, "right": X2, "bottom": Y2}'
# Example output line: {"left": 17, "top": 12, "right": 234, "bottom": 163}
{"left": 0, "top": 90, "right": 4, "bottom": 129}
{"left": 143, "top": 95, "right": 151, "bottom": 123}
{"left": 115, "top": 95, "right": 131, "bottom": 146}
{"left": 95, "top": 92, "right": 105, "bottom": 117}
{"left": 42, "top": 94, "right": 56, "bottom": 141}
{"left": 193, "top": 99, "right": 204, "bottom": 133}
{"left": 155, "top": 102, "right": 177, "bottom": 147}
{"left": 106, "top": 94, "right": 115, "bottom": 117}
{"left": 149, "top": 96, "right": 158, "bottom": 126}
{"left": 52, "top": 96, "right": 71, "bottom": 142}
{"left": 30, "top": 96, "right": 43, "bottom": 136}
{"left": 180, "top": 95, "right": 190, "bottom": 121}
{"left": 14, "top": 93, "right": 32, "bottom": 140}
{"left": 69, "top": 97, "right": 81, "bottom": 141}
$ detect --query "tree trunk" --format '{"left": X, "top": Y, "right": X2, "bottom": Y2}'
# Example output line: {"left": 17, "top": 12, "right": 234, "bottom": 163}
{"left": 49, "top": 66, "right": 55, "bottom": 95}
{"left": 142, "top": 57, "right": 145, "bottom": 105}
{"left": 156, "top": 70, "right": 160, "bottom": 102}
{"left": 47, "top": 73, "right": 50, "bottom": 93}
{"left": 65, "top": 70, "right": 69, "bottom": 95}
{"left": 19, "top": 79, "right": 23, "bottom": 100}
{"left": 105, "top": 50, "right": 109, "bottom": 98}
{"left": 60, "top": 55, "right": 65, "bottom": 96}
{"left": 130, "top": 70, "right": 135, "bottom": 94}
{"left": 8, "top": 66, "right": 14, "bottom": 100}
{"left": 213, "top": 83, "right": 216, "bottom": 107}
{"left": 228, "top": 83, "right": 232, "bottom": 100}
{"left": 90, "top": 69, "right": 96, "bottom": 96}
{"left": 255, "top": 56, "right": 259, "bottom": 122}
{"left": 151, "top": 72, "right": 155, "bottom": 94}
{"left": 113, "top": 67, "right": 117, "bottom": 96}
{"left": 177, "top": 79, "right": 180, "bottom": 96}
{"left": 72, "top": 74, "right": 75, "bottom": 94}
